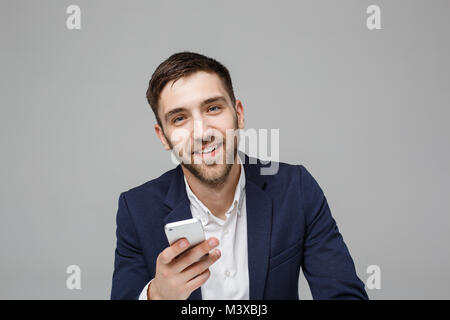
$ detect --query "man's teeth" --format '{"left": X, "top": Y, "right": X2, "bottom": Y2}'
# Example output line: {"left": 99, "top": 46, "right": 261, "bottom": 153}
{"left": 194, "top": 144, "right": 218, "bottom": 154}
{"left": 201, "top": 145, "right": 215, "bottom": 154}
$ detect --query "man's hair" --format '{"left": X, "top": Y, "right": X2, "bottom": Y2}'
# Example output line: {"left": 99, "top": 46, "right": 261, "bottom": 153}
{"left": 146, "top": 51, "right": 236, "bottom": 128}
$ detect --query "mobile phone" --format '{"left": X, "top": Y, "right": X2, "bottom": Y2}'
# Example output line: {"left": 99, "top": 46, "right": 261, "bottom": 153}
{"left": 164, "top": 218, "right": 205, "bottom": 247}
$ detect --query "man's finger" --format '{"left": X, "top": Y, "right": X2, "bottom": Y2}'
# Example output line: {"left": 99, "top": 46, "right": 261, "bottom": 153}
{"left": 184, "top": 268, "right": 211, "bottom": 293}
{"left": 158, "top": 238, "right": 190, "bottom": 265}
{"left": 173, "top": 237, "right": 219, "bottom": 273}
{"left": 180, "top": 248, "right": 221, "bottom": 282}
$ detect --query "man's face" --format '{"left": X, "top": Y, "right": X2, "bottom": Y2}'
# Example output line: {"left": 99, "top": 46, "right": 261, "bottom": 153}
{"left": 154, "top": 71, "right": 244, "bottom": 187}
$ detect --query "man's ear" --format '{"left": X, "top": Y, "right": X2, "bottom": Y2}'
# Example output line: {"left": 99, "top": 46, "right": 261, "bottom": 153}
{"left": 235, "top": 100, "right": 245, "bottom": 129}
{"left": 154, "top": 123, "right": 171, "bottom": 150}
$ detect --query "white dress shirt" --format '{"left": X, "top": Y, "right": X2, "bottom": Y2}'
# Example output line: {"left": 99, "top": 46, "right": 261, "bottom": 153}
{"left": 139, "top": 157, "right": 249, "bottom": 300}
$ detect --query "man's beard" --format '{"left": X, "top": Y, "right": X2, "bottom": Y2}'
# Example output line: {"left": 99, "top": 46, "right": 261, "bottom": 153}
{"left": 165, "top": 117, "right": 239, "bottom": 188}
{"left": 181, "top": 135, "right": 238, "bottom": 188}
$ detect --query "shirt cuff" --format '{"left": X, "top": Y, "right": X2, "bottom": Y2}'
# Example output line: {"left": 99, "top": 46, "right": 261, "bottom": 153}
{"left": 138, "top": 279, "right": 153, "bottom": 300}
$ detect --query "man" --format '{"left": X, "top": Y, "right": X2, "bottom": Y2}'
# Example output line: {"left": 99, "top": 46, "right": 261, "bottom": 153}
{"left": 110, "top": 51, "right": 368, "bottom": 300}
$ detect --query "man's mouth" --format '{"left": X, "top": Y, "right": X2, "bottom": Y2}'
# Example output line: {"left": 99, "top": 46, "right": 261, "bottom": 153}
{"left": 192, "top": 142, "right": 223, "bottom": 157}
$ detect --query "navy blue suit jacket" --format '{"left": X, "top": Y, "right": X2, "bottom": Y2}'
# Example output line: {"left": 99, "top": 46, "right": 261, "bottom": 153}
{"left": 111, "top": 153, "right": 368, "bottom": 300}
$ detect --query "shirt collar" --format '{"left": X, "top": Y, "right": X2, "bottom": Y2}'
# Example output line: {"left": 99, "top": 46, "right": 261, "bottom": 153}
{"left": 184, "top": 157, "right": 246, "bottom": 225}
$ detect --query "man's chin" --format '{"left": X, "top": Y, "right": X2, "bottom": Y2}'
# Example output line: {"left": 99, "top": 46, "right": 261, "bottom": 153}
{"left": 181, "top": 162, "right": 233, "bottom": 187}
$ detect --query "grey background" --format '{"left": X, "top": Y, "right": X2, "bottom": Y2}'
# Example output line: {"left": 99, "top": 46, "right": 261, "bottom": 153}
{"left": 1, "top": 0, "right": 449, "bottom": 299}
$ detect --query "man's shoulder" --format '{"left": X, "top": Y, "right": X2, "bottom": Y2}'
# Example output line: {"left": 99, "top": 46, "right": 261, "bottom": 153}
{"left": 245, "top": 154, "right": 309, "bottom": 184}
{"left": 244, "top": 154, "right": 322, "bottom": 201}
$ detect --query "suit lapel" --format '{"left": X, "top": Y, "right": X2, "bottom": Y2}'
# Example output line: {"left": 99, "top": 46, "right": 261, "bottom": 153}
{"left": 242, "top": 153, "right": 273, "bottom": 300}
{"left": 163, "top": 165, "right": 203, "bottom": 300}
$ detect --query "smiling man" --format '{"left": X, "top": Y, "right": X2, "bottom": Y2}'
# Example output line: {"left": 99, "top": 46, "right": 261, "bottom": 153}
{"left": 110, "top": 51, "right": 369, "bottom": 300}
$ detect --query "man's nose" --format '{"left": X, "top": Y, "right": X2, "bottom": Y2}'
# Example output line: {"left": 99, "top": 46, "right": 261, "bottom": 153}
{"left": 192, "top": 119, "right": 212, "bottom": 142}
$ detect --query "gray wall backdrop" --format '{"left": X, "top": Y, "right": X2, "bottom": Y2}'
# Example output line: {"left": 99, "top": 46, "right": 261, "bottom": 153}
{"left": 1, "top": 0, "right": 449, "bottom": 299}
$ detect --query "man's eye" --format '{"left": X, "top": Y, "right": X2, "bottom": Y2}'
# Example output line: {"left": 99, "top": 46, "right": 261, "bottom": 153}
{"left": 173, "top": 116, "right": 184, "bottom": 123}
{"left": 208, "top": 106, "right": 220, "bottom": 112}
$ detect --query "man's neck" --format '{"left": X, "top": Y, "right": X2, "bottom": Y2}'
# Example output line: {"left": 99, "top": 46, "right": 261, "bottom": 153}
{"left": 182, "top": 160, "right": 241, "bottom": 220}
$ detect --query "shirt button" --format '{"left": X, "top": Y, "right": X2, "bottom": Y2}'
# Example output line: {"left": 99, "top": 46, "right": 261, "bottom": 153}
{"left": 225, "top": 269, "right": 231, "bottom": 277}
{"left": 223, "top": 229, "right": 229, "bottom": 235}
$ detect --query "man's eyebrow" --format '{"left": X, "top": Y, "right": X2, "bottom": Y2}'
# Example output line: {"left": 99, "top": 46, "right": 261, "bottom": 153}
{"left": 164, "top": 107, "right": 188, "bottom": 123}
{"left": 164, "top": 96, "right": 228, "bottom": 123}
{"left": 200, "top": 95, "right": 228, "bottom": 106}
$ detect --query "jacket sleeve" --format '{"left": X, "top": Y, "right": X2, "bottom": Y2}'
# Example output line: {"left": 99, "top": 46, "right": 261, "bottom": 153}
{"left": 298, "top": 165, "right": 369, "bottom": 300}
{"left": 111, "top": 192, "right": 150, "bottom": 299}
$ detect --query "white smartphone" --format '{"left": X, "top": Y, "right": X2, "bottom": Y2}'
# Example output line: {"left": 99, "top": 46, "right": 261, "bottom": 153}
{"left": 164, "top": 218, "right": 205, "bottom": 247}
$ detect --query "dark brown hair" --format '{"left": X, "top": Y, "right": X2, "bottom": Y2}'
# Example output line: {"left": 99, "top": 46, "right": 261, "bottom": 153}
{"left": 146, "top": 51, "right": 236, "bottom": 128}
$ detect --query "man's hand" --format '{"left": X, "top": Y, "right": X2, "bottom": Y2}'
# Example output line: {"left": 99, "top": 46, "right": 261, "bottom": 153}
{"left": 147, "top": 237, "right": 221, "bottom": 300}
